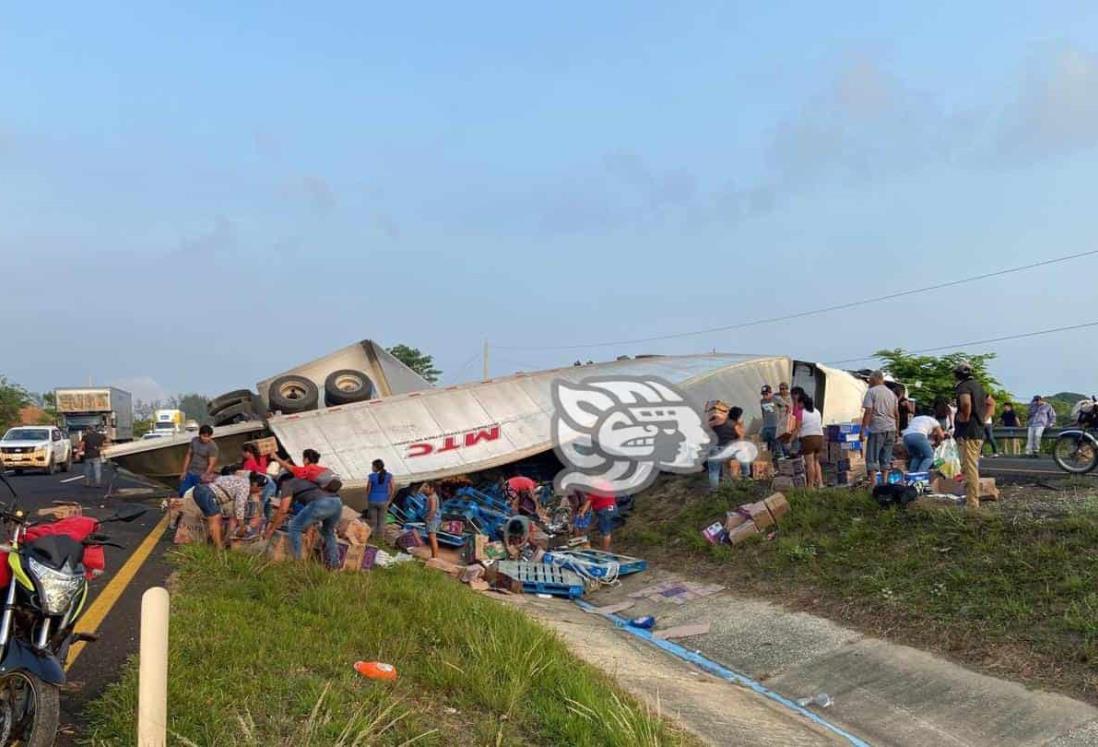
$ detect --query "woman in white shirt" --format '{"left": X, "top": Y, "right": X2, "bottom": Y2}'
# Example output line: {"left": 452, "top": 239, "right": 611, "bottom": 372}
{"left": 901, "top": 415, "right": 947, "bottom": 473}
{"left": 796, "top": 395, "right": 825, "bottom": 489}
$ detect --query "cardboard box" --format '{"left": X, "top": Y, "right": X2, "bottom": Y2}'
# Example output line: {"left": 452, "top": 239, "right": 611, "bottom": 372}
{"left": 826, "top": 423, "right": 861, "bottom": 442}
{"left": 932, "top": 476, "right": 999, "bottom": 499}
{"left": 461, "top": 533, "right": 489, "bottom": 563}
{"left": 701, "top": 521, "right": 727, "bottom": 544}
{"left": 826, "top": 442, "right": 862, "bottom": 463}
{"left": 772, "top": 476, "right": 795, "bottom": 492}
{"left": 751, "top": 462, "right": 774, "bottom": 480}
{"left": 397, "top": 530, "right": 424, "bottom": 549}
{"left": 724, "top": 509, "right": 750, "bottom": 533}
{"left": 726, "top": 520, "right": 760, "bottom": 545}
{"left": 36, "top": 502, "right": 82, "bottom": 521}
{"left": 265, "top": 527, "right": 318, "bottom": 562}
{"left": 335, "top": 541, "right": 369, "bottom": 572}
{"left": 763, "top": 493, "right": 790, "bottom": 521}
{"left": 743, "top": 501, "right": 774, "bottom": 530}
{"left": 777, "top": 457, "right": 806, "bottom": 476}
{"left": 407, "top": 545, "right": 432, "bottom": 560}
{"left": 792, "top": 475, "right": 807, "bottom": 488}
{"left": 336, "top": 507, "right": 371, "bottom": 546}
{"left": 425, "top": 557, "right": 463, "bottom": 576}
{"left": 383, "top": 523, "right": 403, "bottom": 545}
{"left": 245, "top": 436, "right": 279, "bottom": 456}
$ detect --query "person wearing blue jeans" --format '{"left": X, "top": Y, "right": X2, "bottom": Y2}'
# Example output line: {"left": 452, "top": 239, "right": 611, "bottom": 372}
{"left": 901, "top": 415, "right": 946, "bottom": 473}
{"left": 265, "top": 470, "right": 344, "bottom": 568}
{"left": 288, "top": 495, "right": 342, "bottom": 567}
{"left": 860, "top": 371, "right": 899, "bottom": 483}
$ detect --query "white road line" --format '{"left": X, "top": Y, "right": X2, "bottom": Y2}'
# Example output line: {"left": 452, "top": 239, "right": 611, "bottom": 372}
{"left": 59, "top": 475, "right": 86, "bottom": 484}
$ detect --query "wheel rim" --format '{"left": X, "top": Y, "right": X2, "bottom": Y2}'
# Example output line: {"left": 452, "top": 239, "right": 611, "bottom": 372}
{"left": 278, "top": 382, "right": 310, "bottom": 401}
{"left": 1055, "top": 437, "right": 1096, "bottom": 472}
{"left": 332, "top": 374, "right": 364, "bottom": 394}
{"left": 0, "top": 672, "right": 40, "bottom": 743}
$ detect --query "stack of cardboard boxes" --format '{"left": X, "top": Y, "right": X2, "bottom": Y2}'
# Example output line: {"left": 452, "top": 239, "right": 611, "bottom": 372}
{"left": 821, "top": 423, "right": 865, "bottom": 486}
{"left": 772, "top": 456, "right": 806, "bottom": 490}
{"left": 700, "top": 492, "right": 791, "bottom": 546}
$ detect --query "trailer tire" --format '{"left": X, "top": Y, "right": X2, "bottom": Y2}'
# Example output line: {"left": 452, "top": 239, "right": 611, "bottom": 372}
{"left": 268, "top": 376, "right": 319, "bottom": 414}
{"left": 207, "top": 389, "right": 255, "bottom": 415}
{"left": 212, "top": 401, "right": 259, "bottom": 426}
{"left": 323, "top": 369, "right": 375, "bottom": 406}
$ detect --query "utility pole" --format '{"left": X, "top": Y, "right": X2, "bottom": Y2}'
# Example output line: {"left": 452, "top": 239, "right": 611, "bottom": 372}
{"left": 483, "top": 340, "right": 489, "bottom": 381}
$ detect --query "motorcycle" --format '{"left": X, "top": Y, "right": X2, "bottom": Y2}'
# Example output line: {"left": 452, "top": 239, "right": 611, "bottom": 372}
{"left": 1052, "top": 397, "right": 1098, "bottom": 474}
{"left": 0, "top": 471, "right": 146, "bottom": 746}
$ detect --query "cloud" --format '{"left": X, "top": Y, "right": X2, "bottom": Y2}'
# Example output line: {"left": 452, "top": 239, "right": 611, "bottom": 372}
{"left": 999, "top": 45, "right": 1098, "bottom": 158}
{"left": 110, "top": 376, "right": 170, "bottom": 405}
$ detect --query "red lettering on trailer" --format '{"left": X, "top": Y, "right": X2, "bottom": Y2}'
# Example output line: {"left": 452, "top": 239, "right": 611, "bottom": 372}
{"left": 464, "top": 426, "right": 500, "bottom": 447}
{"left": 406, "top": 424, "right": 501, "bottom": 459}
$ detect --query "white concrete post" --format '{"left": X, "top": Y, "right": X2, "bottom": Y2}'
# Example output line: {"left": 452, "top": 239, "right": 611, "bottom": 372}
{"left": 137, "top": 586, "right": 169, "bottom": 747}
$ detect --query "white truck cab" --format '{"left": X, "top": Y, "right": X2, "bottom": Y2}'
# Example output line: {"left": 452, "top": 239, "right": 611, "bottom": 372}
{"left": 0, "top": 426, "right": 73, "bottom": 475}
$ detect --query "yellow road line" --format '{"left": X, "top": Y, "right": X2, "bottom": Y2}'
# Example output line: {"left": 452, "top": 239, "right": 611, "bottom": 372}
{"left": 65, "top": 513, "right": 169, "bottom": 671}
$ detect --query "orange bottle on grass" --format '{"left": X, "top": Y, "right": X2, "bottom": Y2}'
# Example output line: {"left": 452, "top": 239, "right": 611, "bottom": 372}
{"left": 354, "top": 661, "right": 398, "bottom": 681}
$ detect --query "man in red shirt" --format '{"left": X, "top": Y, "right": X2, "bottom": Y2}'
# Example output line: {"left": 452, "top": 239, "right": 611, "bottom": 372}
{"left": 580, "top": 484, "right": 618, "bottom": 551}
{"left": 505, "top": 474, "right": 539, "bottom": 516}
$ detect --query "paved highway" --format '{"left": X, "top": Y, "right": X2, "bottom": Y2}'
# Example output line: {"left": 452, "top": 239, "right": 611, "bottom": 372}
{"left": 0, "top": 464, "right": 173, "bottom": 744}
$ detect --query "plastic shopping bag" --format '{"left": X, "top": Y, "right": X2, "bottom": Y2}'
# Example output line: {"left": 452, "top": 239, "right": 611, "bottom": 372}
{"left": 933, "top": 440, "right": 961, "bottom": 479}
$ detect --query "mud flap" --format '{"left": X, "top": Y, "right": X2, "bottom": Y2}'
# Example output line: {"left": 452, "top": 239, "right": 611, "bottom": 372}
{"left": 0, "top": 639, "right": 65, "bottom": 685}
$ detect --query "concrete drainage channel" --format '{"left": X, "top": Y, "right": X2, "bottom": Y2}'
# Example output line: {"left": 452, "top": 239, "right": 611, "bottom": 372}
{"left": 573, "top": 599, "right": 872, "bottom": 747}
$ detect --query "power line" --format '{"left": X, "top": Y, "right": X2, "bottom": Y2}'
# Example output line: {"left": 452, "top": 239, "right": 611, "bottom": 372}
{"left": 826, "top": 319, "right": 1098, "bottom": 366}
{"left": 495, "top": 247, "right": 1098, "bottom": 351}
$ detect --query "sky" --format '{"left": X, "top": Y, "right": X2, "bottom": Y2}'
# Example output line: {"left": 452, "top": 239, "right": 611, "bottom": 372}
{"left": 3, "top": 2, "right": 1098, "bottom": 404}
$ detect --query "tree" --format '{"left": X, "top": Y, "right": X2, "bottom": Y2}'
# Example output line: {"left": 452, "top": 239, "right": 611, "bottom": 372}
{"left": 872, "top": 349, "right": 1013, "bottom": 411}
{"left": 133, "top": 419, "right": 154, "bottom": 438}
{"left": 387, "top": 344, "right": 441, "bottom": 383}
{"left": 169, "top": 393, "right": 212, "bottom": 425}
{"left": 0, "top": 376, "right": 30, "bottom": 433}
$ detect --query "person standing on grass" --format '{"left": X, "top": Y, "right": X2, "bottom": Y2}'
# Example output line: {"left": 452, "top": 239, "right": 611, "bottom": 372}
{"left": 1000, "top": 402, "right": 1021, "bottom": 455}
{"left": 896, "top": 386, "right": 915, "bottom": 432}
{"left": 265, "top": 470, "right": 343, "bottom": 567}
{"left": 80, "top": 427, "right": 107, "bottom": 488}
{"left": 859, "top": 371, "right": 899, "bottom": 484}
{"left": 1026, "top": 395, "right": 1056, "bottom": 457}
{"left": 422, "top": 482, "right": 441, "bottom": 559}
{"left": 953, "top": 361, "right": 987, "bottom": 511}
{"left": 366, "top": 459, "right": 395, "bottom": 540}
{"left": 759, "top": 385, "right": 785, "bottom": 459}
{"left": 902, "top": 415, "right": 947, "bottom": 473}
{"left": 795, "top": 396, "right": 825, "bottom": 489}
{"left": 705, "top": 401, "right": 736, "bottom": 489}
{"left": 179, "top": 424, "right": 219, "bottom": 496}
{"left": 983, "top": 393, "right": 1000, "bottom": 457}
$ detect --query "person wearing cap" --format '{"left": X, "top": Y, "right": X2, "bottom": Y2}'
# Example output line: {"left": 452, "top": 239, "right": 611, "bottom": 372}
{"left": 759, "top": 385, "right": 786, "bottom": 459}
{"left": 953, "top": 361, "right": 987, "bottom": 510}
{"left": 859, "top": 371, "right": 899, "bottom": 484}
{"left": 1026, "top": 395, "right": 1057, "bottom": 457}
{"left": 263, "top": 469, "right": 344, "bottom": 567}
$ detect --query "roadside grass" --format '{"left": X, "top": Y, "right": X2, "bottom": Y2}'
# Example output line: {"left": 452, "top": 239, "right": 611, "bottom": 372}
{"left": 618, "top": 474, "right": 1098, "bottom": 703}
{"left": 84, "top": 546, "right": 691, "bottom": 746}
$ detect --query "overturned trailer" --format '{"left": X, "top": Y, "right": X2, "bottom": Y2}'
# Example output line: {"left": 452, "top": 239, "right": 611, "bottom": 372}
{"left": 107, "top": 343, "right": 867, "bottom": 507}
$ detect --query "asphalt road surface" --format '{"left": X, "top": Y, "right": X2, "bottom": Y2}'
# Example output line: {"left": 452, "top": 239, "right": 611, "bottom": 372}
{"left": 0, "top": 463, "right": 173, "bottom": 744}
{"left": 979, "top": 454, "right": 1078, "bottom": 477}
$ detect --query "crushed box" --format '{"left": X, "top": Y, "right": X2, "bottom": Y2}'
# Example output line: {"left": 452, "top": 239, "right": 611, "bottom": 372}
{"left": 932, "top": 476, "right": 999, "bottom": 499}
{"left": 701, "top": 521, "right": 727, "bottom": 544}
{"left": 726, "top": 520, "right": 760, "bottom": 545}
{"left": 36, "top": 502, "right": 82, "bottom": 521}
{"left": 743, "top": 501, "right": 774, "bottom": 530}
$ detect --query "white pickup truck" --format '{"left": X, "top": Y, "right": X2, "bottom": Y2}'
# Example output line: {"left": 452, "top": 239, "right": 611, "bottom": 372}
{"left": 0, "top": 425, "right": 73, "bottom": 475}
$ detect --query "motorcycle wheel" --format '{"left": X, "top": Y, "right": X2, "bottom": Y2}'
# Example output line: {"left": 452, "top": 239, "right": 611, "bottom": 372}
{"left": 0, "top": 671, "right": 60, "bottom": 747}
{"left": 1052, "top": 434, "right": 1098, "bottom": 474}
